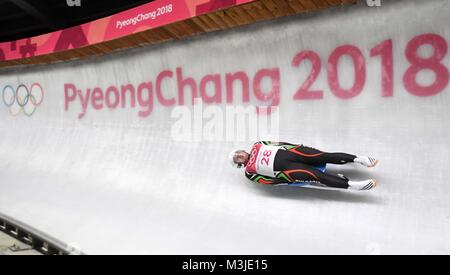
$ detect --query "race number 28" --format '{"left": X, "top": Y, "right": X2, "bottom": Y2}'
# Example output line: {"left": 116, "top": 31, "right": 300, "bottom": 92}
{"left": 260, "top": 150, "right": 272, "bottom": 166}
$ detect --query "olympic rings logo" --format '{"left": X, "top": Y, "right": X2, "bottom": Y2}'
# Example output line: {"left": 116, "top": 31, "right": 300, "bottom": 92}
{"left": 2, "top": 83, "right": 44, "bottom": 116}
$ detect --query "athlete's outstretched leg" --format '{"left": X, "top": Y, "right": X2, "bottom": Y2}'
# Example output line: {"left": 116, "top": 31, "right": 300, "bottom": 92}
{"left": 279, "top": 145, "right": 355, "bottom": 166}
{"left": 283, "top": 145, "right": 378, "bottom": 167}
{"left": 277, "top": 162, "right": 349, "bottom": 189}
{"left": 276, "top": 162, "right": 377, "bottom": 191}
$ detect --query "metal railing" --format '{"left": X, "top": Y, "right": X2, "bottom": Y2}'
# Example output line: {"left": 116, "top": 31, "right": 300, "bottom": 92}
{"left": 0, "top": 213, "right": 83, "bottom": 255}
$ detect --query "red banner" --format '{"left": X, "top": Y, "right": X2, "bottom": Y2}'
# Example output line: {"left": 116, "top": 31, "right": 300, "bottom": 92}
{"left": 0, "top": 0, "right": 254, "bottom": 62}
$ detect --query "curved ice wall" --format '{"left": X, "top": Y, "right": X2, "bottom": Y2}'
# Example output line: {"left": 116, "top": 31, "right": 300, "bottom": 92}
{"left": 1, "top": 0, "right": 449, "bottom": 254}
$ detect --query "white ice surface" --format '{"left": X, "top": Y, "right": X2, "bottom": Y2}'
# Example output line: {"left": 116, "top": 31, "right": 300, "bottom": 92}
{"left": 1, "top": 0, "right": 450, "bottom": 254}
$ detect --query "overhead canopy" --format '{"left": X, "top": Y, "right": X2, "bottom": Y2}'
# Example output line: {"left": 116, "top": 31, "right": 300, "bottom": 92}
{"left": 0, "top": 0, "right": 355, "bottom": 68}
{"left": 0, "top": 0, "right": 155, "bottom": 42}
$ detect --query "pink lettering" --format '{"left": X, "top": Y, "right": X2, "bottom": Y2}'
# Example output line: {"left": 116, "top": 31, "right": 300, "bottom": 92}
{"left": 156, "top": 70, "right": 175, "bottom": 106}
{"left": 253, "top": 68, "right": 280, "bottom": 115}
{"left": 78, "top": 88, "right": 91, "bottom": 119}
{"left": 121, "top": 84, "right": 136, "bottom": 108}
{"left": 106, "top": 86, "right": 120, "bottom": 109}
{"left": 292, "top": 50, "right": 323, "bottom": 100}
{"left": 137, "top": 82, "right": 154, "bottom": 118}
{"left": 403, "top": 33, "right": 449, "bottom": 97}
{"left": 226, "top": 71, "right": 250, "bottom": 103}
{"left": 91, "top": 88, "right": 104, "bottom": 110}
{"left": 64, "top": 83, "right": 77, "bottom": 111}
{"left": 177, "top": 67, "right": 198, "bottom": 105}
{"left": 328, "top": 45, "right": 366, "bottom": 99}
{"left": 200, "top": 74, "right": 222, "bottom": 104}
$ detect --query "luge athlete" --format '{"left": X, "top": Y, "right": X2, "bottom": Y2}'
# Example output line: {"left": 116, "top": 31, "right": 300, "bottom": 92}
{"left": 229, "top": 141, "right": 379, "bottom": 191}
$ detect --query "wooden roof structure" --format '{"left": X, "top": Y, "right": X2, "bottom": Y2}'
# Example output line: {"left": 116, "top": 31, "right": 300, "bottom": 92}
{"left": 0, "top": 0, "right": 356, "bottom": 69}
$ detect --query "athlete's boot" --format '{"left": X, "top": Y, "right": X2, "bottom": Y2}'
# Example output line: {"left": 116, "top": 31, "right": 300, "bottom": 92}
{"left": 348, "top": 179, "right": 377, "bottom": 191}
{"left": 354, "top": 156, "right": 379, "bottom": 168}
